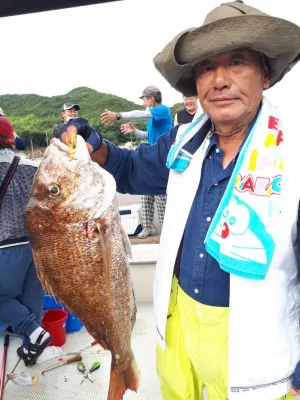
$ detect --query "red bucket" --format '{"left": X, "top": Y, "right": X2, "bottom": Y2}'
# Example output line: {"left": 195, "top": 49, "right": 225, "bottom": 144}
{"left": 42, "top": 309, "right": 68, "bottom": 347}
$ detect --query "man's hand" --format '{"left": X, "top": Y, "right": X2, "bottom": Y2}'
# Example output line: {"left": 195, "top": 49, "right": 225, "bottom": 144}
{"left": 61, "top": 126, "right": 78, "bottom": 148}
{"left": 101, "top": 109, "right": 118, "bottom": 125}
{"left": 120, "top": 122, "right": 136, "bottom": 135}
{"left": 290, "top": 386, "right": 300, "bottom": 396}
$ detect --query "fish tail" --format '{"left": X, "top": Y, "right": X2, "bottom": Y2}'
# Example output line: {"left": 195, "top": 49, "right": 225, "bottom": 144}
{"left": 108, "top": 356, "right": 140, "bottom": 400}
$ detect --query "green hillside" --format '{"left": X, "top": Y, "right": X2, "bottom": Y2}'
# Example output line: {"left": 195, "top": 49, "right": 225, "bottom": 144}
{"left": 0, "top": 87, "right": 183, "bottom": 147}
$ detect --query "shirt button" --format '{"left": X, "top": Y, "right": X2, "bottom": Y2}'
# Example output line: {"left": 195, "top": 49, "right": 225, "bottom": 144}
{"left": 206, "top": 217, "right": 211, "bottom": 222}
{"left": 214, "top": 182, "right": 218, "bottom": 186}
{"left": 215, "top": 148, "right": 220, "bottom": 153}
{"left": 199, "top": 253, "right": 204, "bottom": 258}
{"left": 194, "top": 288, "right": 199, "bottom": 294}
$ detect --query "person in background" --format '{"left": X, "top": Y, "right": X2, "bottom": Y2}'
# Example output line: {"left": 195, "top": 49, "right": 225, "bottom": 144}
{"left": 0, "top": 117, "right": 52, "bottom": 366}
{"left": 0, "top": 107, "right": 27, "bottom": 151}
{"left": 101, "top": 86, "right": 173, "bottom": 238}
{"left": 53, "top": 103, "right": 101, "bottom": 153}
{"left": 174, "top": 95, "right": 199, "bottom": 125}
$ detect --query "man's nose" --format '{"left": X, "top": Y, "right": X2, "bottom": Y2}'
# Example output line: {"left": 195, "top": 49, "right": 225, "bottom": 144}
{"left": 213, "top": 65, "right": 230, "bottom": 90}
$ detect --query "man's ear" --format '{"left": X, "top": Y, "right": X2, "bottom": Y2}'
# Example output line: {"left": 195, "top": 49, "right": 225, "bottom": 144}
{"left": 263, "top": 75, "right": 271, "bottom": 90}
{"left": 263, "top": 64, "right": 271, "bottom": 89}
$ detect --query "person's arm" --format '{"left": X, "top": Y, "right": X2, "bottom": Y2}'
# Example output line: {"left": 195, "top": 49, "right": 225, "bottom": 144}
{"left": 61, "top": 119, "right": 102, "bottom": 153}
{"left": 120, "top": 122, "right": 148, "bottom": 139}
{"left": 135, "top": 129, "right": 148, "bottom": 139}
{"left": 101, "top": 109, "right": 152, "bottom": 125}
{"left": 61, "top": 125, "right": 78, "bottom": 148}
{"left": 52, "top": 123, "right": 64, "bottom": 139}
{"left": 91, "top": 126, "right": 179, "bottom": 195}
{"left": 120, "top": 110, "right": 152, "bottom": 121}
{"left": 15, "top": 135, "right": 27, "bottom": 150}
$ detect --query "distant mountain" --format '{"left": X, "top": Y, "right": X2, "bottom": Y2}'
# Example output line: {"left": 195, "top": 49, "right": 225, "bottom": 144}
{"left": 0, "top": 86, "right": 183, "bottom": 147}
{"left": 0, "top": 87, "right": 146, "bottom": 146}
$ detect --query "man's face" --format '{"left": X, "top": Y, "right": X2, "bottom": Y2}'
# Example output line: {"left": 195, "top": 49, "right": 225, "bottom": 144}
{"left": 60, "top": 107, "right": 78, "bottom": 122}
{"left": 183, "top": 96, "right": 198, "bottom": 114}
{"left": 194, "top": 49, "right": 270, "bottom": 127}
{"left": 142, "top": 96, "right": 154, "bottom": 109}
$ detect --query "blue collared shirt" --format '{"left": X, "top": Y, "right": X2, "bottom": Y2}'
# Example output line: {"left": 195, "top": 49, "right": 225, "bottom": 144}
{"left": 179, "top": 133, "right": 236, "bottom": 306}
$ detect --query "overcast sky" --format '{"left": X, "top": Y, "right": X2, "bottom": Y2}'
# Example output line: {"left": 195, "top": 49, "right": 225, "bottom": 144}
{"left": 0, "top": 0, "right": 299, "bottom": 113}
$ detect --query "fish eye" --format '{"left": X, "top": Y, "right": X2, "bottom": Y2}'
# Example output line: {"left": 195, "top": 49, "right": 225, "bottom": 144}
{"left": 48, "top": 184, "right": 60, "bottom": 197}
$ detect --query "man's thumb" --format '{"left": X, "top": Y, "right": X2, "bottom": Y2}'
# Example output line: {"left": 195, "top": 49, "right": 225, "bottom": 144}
{"left": 290, "top": 387, "right": 297, "bottom": 396}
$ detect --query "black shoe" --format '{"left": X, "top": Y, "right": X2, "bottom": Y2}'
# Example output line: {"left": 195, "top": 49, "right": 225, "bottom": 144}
{"left": 17, "top": 330, "right": 52, "bottom": 366}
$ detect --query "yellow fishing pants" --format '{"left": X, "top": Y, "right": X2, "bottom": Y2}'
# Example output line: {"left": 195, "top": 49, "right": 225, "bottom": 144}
{"left": 156, "top": 277, "right": 293, "bottom": 400}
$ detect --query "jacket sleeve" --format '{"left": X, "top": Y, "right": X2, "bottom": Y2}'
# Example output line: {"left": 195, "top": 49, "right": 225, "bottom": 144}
{"left": 15, "top": 136, "right": 27, "bottom": 150}
{"left": 292, "top": 361, "right": 300, "bottom": 389}
{"left": 104, "top": 126, "right": 179, "bottom": 195}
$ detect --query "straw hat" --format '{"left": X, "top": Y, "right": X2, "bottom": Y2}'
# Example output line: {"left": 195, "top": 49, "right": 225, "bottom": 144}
{"left": 153, "top": 0, "right": 300, "bottom": 96}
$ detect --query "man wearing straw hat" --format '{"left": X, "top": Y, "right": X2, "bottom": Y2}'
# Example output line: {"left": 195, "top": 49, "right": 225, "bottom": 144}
{"left": 61, "top": 1, "right": 300, "bottom": 398}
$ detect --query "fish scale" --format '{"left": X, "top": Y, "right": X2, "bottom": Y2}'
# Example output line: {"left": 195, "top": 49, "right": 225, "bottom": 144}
{"left": 24, "top": 136, "right": 140, "bottom": 400}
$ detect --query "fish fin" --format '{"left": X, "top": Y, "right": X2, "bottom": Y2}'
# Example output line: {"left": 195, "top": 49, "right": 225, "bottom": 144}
{"left": 89, "top": 334, "right": 109, "bottom": 352}
{"left": 120, "top": 225, "right": 132, "bottom": 261}
{"left": 32, "top": 251, "right": 56, "bottom": 297}
{"left": 97, "top": 339, "right": 109, "bottom": 351}
{"left": 131, "top": 298, "right": 137, "bottom": 331}
{"left": 108, "top": 356, "right": 140, "bottom": 400}
{"left": 119, "top": 225, "right": 136, "bottom": 329}
{"left": 32, "top": 250, "right": 43, "bottom": 283}
{"left": 96, "top": 220, "right": 113, "bottom": 302}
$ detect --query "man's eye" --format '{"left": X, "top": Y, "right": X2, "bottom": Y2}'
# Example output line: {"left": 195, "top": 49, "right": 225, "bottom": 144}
{"left": 231, "top": 60, "right": 244, "bottom": 66}
{"left": 196, "top": 66, "right": 212, "bottom": 76}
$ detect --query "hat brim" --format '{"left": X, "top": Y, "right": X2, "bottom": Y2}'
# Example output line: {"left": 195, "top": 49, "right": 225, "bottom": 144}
{"left": 154, "top": 15, "right": 300, "bottom": 96}
{"left": 61, "top": 104, "right": 80, "bottom": 112}
{"left": 139, "top": 93, "right": 153, "bottom": 99}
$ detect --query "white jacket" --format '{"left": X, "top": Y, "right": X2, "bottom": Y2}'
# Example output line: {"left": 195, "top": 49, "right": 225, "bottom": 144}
{"left": 153, "top": 116, "right": 300, "bottom": 400}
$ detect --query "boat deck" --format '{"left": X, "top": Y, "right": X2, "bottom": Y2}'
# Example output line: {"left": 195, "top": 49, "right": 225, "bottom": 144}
{"left": 1, "top": 303, "right": 162, "bottom": 400}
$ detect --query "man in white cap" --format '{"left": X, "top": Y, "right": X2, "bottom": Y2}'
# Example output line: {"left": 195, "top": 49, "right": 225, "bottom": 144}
{"left": 63, "top": 1, "right": 300, "bottom": 399}
{"left": 52, "top": 103, "right": 80, "bottom": 139}
{"left": 53, "top": 103, "right": 102, "bottom": 153}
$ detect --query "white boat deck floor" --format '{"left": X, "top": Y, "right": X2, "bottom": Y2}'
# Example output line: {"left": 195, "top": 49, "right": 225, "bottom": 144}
{"left": 1, "top": 303, "right": 163, "bottom": 400}
{"left": 2, "top": 302, "right": 299, "bottom": 400}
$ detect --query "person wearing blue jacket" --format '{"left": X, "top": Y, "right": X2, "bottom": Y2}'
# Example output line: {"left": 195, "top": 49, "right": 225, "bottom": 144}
{"left": 62, "top": 2, "right": 300, "bottom": 399}
{"left": 101, "top": 86, "right": 172, "bottom": 238}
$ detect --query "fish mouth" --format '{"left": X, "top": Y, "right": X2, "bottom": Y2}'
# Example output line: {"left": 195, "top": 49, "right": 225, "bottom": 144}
{"left": 50, "top": 136, "right": 90, "bottom": 162}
